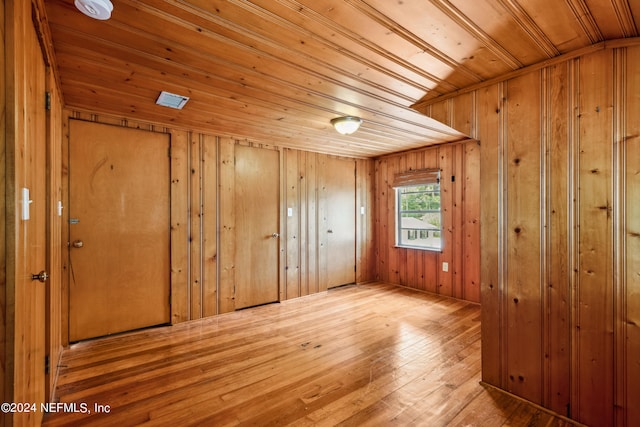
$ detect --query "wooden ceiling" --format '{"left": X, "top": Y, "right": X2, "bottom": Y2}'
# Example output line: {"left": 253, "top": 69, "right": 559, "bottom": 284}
{"left": 43, "top": 0, "right": 640, "bottom": 157}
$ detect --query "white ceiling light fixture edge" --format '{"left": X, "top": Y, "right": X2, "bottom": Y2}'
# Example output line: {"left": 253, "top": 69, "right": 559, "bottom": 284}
{"left": 74, "top": 0, "right": 113, "bottom": 20}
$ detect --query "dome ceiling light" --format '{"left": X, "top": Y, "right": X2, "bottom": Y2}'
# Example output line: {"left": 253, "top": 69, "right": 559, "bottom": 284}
{"left": 330, "top": 116, "right": 362, "bottom": 135}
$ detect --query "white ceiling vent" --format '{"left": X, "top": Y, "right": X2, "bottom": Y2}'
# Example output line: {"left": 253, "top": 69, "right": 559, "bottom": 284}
{"left": 156, "top": 91, "right": 190, "bottom": 109}
{"left": 74, "top": 0, "right": 113, "bottom": 20}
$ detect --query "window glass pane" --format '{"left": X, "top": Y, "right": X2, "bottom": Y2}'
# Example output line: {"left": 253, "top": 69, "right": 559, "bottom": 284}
{"left": 396, "top": 178, "right": 442, "bottom": 251}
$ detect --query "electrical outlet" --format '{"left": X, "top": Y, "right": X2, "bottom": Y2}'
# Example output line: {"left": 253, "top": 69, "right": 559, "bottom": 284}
{"left": 442, "top": 262, "right": 449, "bottom": 272}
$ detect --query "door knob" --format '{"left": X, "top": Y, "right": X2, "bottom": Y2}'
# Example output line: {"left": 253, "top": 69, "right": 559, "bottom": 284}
{"left": 271, "top": 233, "right": 280, "bottom": 238}
{"left": 72, "top": 240, "right": 84, "bottom": 248}
{"left": 31, "top": 271, "right": 48, "bottom": 283}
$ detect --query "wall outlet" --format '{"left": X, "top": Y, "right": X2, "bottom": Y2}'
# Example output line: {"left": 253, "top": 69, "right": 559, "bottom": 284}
{"left": 442, "top": 262, "right": 449, "bottom": 272}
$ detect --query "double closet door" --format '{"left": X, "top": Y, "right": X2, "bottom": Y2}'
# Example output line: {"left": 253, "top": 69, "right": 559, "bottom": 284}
{"left": 234, "top": 148, "right": 356, "bottom": 308}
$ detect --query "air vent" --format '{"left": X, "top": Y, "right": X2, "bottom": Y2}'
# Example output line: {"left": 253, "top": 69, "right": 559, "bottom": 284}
{"left": 156, "top": 91, "right": 190, "bottom": 109}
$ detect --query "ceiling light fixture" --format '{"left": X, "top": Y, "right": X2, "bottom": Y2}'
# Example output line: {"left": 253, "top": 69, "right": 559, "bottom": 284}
{"left": 74, "top": 0, "right": 113, "bottom": 20}
{"left": 331, "top": 116, "right": 362, "bottom": 135}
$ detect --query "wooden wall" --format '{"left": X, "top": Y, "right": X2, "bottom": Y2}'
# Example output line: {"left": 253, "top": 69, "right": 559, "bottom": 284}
{"left": 2, "top": 1, "right": 65, "bottom": 425}
{"left": 417, "top": 40, "right": 640, "bottom": 427}
{"left": 1, "top": 0, "right": 7, "bottom": 416}
{"left": 373, "top": 140, "right": 481, "bottom": 303}
{"left": 60, "top": 112, "right": 375, "bottom": 338}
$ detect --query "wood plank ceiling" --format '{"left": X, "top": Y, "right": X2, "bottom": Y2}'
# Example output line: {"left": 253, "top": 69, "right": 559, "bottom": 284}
{"left": 44, "top": 0, "right": 640, "bottom": 157}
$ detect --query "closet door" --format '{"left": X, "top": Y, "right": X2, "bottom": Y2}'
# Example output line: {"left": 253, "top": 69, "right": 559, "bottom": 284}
{"left": 322, "top": 157, "right": 356, "bottom": 288}
{"left": 234, "top": 145, "right": 280, "bottom": 309}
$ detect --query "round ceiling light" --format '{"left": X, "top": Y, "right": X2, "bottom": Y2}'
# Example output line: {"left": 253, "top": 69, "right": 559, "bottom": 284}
{"left": 74, "top": 0, "right": 113, "bottom": 20}
{"left": 330, "top": 116, "right": 362, "bottom": 135}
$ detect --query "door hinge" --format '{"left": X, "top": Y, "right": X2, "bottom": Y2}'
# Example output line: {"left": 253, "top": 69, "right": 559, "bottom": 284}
{"left": 45, "top": 92, "right": 51, "bottom": 111}
{"left": 44, "top": 355, "right": 50, "bottom": 374}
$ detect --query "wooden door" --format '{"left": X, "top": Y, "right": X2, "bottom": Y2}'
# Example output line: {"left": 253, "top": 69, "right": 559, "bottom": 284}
{"left": 12, "top": 18, "right": 48, "bottom": 424}
{"left": 234, "top": 145, "right": 280, "bottom": 309}
{"left": 68, "top": 120, "right": 170, "bottom": 342}
{"left": 323, "top": 157, "right": 356, "bottom": 288}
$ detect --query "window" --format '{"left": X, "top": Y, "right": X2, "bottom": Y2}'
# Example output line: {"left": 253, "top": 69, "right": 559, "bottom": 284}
{"left": 394, "top": 169, "right": 442, "bottom": 251}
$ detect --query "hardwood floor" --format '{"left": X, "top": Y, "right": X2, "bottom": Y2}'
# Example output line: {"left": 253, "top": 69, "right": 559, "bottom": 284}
{"left": 43, "top": 283, "right": 579, "bottom": 426}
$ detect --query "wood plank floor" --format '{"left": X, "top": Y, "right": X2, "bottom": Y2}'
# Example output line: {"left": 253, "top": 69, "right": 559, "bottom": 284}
{"left": 43, "top": 283, "right": 579, "bottom": 426}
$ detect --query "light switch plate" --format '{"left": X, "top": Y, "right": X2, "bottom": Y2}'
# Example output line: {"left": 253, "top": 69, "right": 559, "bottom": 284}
{"left": 442, "top": 262, "right": 449, "bottom": 272}
{"left": 21, "top": 188, "right": 31, "bottom": 220}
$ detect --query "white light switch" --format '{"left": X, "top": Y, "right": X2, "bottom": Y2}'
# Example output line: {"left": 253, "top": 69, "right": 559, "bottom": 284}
{"left": 287, "top": 207, "right": 293, "bottom": 217}
{"left": 442, "top": 262, "right": 449, "bottom": 272}
{"left": 58, "top": 201, "right": 64, "bottom": 217}
{"left": 21, "top": 188, "right": 32, "bottom": 220}
{"left": 360, "top": 206, "right": 365, "bottom": 215}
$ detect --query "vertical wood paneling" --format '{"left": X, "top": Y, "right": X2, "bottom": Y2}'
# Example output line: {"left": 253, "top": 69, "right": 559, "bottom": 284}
{"left": 387, "top": 156, "right": 401, "bottom": 284}
{"left": 1, "top": 1, "right": 7, "bottom": 410}
{"left": 218, "top": 137, "right": 236, "bottom": 314}
{"left": 430, "top": 99, "right": 451, "bottom": 127}
{"left": 478, "top": 83, "right": 503, "bottom": 387}
{"left": 422, "top": 44, "right": 640, "bottom": 427}
{"left": 453, "top": 143, "right": 465, "bottom": 299}
{"left": 298, "top": 152, "right": 309, "bottom": 296}
{"left": 170, "top": 130, "right": 190, "bottom": 323}
{"left": 452, "top": 92, "right": 475, "bottom": 138}
{"left": 576, "top": 49, "right": 614, "bottom": 426}
{"left": 316, "top": 155, "right": 329, "bottom": 292}
{"left": 439, "top": 145, "right": 455, "bottom": 296}
{"left": 190, "top": 133, "right": 202, "bottom": 319}
{"left": 545, "top": 62, "right": 571, "bottom": 415}
{"left": 505, "top": 71, "right": 543, "bottom": 403}
{"left": 201, "top": 135, "right": 218, "bottom": 317}
{"left": 285, "top": 149, "right": 300, "bottom": 299}
{"left": 463, "top": 141, "right": 481, "bottom": 303}
{"left": 356, "top": 158, "right": 375, "bottom": 283}
{"left": 423, "top": 151, "right": 440, "bottom": 295}
{"left": 306, "top": 152, "right": 319, "bottom": 295}
{"left": 624, "top": 44, "right": 640, "bottom": 427}
{"left": 375, "top": 158, "right": 389, "bottom": 283}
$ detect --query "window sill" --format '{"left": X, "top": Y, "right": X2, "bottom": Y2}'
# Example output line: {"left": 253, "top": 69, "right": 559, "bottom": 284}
{"left": 394, "top": 245, "right": 443, "bottom": 253}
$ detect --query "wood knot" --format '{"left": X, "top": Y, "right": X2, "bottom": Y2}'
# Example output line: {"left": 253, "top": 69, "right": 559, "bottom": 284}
{"left": 514, "top": 227, "right": 522, "bottom": 234}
